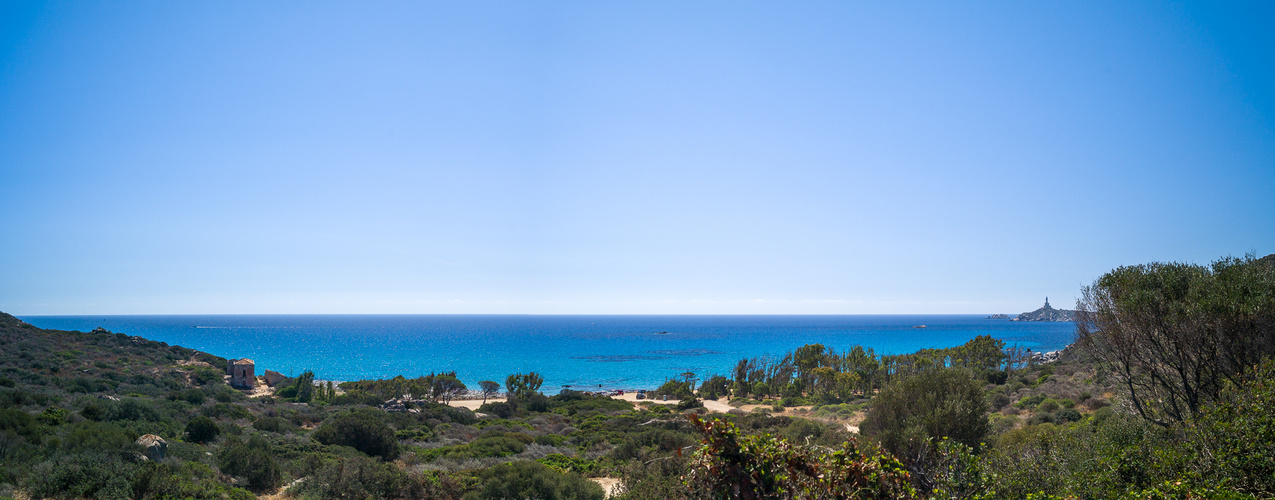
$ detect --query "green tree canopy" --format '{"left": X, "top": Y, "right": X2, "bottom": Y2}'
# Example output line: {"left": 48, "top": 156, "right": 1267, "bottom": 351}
{"left": 1077, "top": 254, "right": 1275, "bottom": 425}
{"left": 861, "top": 368, "right": 990, "bottom": 463}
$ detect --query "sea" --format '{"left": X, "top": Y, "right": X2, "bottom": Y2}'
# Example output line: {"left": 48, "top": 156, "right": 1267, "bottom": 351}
{"left": 19, "top": 315, "right": 1074, "bottom": 391}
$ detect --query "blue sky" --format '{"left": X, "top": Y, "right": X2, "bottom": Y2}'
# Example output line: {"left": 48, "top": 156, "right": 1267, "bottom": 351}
{"left": 1, "top": 2, "right": 1272, "bottom": 315}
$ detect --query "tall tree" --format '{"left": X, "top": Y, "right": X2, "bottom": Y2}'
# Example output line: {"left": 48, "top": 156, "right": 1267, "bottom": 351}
{"left": 1076, "top": 254, "right": 1275, "bottom": 426}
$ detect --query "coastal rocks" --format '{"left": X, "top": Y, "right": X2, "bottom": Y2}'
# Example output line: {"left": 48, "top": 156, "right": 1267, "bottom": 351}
{"left": 985, "top": 314, "right": 1012, "bottom": 319}
{"left": 1011, "top": 298, "right": 1077, "bottom": 322}
{"left": 137, "top": 434, "right": 167, "bottom": 461}
{"left": 1031, "top": 350, "right": 1062, "bottom": 364}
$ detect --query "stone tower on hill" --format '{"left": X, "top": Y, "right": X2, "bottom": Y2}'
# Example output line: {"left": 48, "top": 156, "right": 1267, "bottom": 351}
{"left": 228, "top": 359, "right": 255, "bottom": 388}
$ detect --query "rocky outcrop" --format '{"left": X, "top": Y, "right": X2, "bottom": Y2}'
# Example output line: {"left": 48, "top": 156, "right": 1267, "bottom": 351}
{"left": 985, "top": 314, "right": 1012, "bottom": 319}
{"left": 137, "top": 434, "right": 167, "bottom": 461}
{"left": 1012, "top": 298, "right": 1076, "bottom": 322}
{"left": 263, "top": 370, "right": 286, "bottom": 387}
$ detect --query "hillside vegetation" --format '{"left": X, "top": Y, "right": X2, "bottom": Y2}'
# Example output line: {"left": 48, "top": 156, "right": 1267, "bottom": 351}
{"left": 1, "top": 254, "right": 1272, "bottom": 499}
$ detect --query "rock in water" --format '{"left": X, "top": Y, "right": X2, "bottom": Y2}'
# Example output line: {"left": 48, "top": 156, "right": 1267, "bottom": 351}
{"left": 137, "top": 434, "right": 167, "bottom": 461}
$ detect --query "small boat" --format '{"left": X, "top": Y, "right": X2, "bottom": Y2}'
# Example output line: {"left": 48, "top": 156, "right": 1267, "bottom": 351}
{"left": 913, "top": 325, "right": 928, "bottom": 328}
{"left": 655, "top": 331, "right": 669, "bottom": 335}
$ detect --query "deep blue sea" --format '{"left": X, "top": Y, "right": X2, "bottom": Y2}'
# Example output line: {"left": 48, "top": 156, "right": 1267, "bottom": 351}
{"left": 20, "top": 315, "right": 1074, "bottom": 390}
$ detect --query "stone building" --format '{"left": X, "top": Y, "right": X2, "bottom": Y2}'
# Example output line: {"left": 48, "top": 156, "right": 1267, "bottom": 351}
{"left": 228, "top": 358, "right": 255, "bottom": 389}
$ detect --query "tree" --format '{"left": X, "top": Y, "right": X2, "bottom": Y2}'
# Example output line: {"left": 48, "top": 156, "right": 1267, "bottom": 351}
{"left": 860, "top": 369, "right": 989, "bottom": 466}
{"left": 698, "top": 375, "right": 730, "bottom": 400}
{"left": 478, "top": 380, "right": 500, "bottom": 404}
{"left": 1076, "top": 254, "right": 1275, "bottom": 426}
{"left": 292, "top": 371, "right": 315, "bottom": 403}
{"left": 793, "top": 343, "right": 828, "bottom": 386}
{"left": 505, "top": 372, "right": 544, "bottom": 401}
{"left": 431, "top": 374, "right": 466, "bottom": 404}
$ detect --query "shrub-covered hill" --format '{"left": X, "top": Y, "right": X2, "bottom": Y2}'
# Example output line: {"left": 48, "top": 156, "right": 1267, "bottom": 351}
{"left": 4, "top": 269, "right": 1272, "bottom": 500}
{"left": 0, "top": 312, "right": 230, "bottom": 403}
{"left": 0, "top": 311, "right": 859, "bottom": 499}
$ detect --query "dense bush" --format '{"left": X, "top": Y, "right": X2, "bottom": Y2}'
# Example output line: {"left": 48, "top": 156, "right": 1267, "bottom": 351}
{"left": 697, "top": 375, "right": 730, "bottom": 400}
{"left": 252, "top": 415, "right": 295, "bottom": 434}
{"left": 25, "top": 451, "right": 138, "bottom": 500}
{"left": 685, "top": 415, "right": 915, "bottom": 499}
{"left": 191, "top": 368, "right": 222, "bottom": 385}
{"left": 202, "top": 402, "right": 251, "bottom": 420}
{"left": 217, "top": 435, "right": 283, "bottom": 491}
{"left": 171, "top": 388, "right": 206, "bottom": 405}
{"left": 0, "top": 408, "right": 44, "bottom": 442}
{"left": 312, "top": 410, "right": 399, "bottom": 460}
{"left": 464, "top": 460, "right": 604, "bottom": 500}
{"left": 478, "top": 401, "right": 515, "bottom": 418}
{"left": 861, "top": 369, "right": 989, "bottom": 461}
{"left": 185, "top": 416, "right": 220, "bottom": 443}
{"left": 133, "top": 460, "right": 255, "bottom": 500}
{"left": 1191, "top": 358, "right": 1275, "bottom": 495}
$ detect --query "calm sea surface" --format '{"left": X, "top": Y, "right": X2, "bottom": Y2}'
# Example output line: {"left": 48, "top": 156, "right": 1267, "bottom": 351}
{"left": 20, "top": 315, "right": 1074, "bottom": 390}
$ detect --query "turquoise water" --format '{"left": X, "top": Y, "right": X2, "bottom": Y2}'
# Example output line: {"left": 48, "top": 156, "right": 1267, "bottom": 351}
{"left": 20, "top": 315, "right": 1074, "bottom": 390}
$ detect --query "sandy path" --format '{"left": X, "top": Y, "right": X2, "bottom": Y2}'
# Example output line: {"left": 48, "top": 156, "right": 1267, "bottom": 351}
{"left": 590, "top": 477, "right": 622, "bottom": 498}
{"left": 610, "top": 393, "right": 735, "bottom": 414}
{"left": 445, "top": 394, "right": 739, "bottom": 414}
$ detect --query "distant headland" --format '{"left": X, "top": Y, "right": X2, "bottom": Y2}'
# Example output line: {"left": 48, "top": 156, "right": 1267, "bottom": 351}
{"left": 1011, "top": 297, "right": 1077, "bottom": 322}
{"left": 985, "top": 298, "right": 1077, "bottom": 322}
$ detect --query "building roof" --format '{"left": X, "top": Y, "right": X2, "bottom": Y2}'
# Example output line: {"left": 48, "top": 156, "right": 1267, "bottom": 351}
{"left": 233, "top": 359, "right": 254, "bottom": 365}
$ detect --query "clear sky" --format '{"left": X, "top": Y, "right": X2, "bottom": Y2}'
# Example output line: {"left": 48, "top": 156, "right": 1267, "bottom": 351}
{"left": 1, "top": 2, "right": 1272, "bottom": 315}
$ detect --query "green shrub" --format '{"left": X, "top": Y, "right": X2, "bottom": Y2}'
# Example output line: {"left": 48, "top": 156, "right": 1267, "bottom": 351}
{"left": 698, "top": 375, "right": 730, "bottom": 400}
{"left": 0, "top": 408, "right": 44, "bottom": 443}
{"left": 685, "top": 415, "right": 914, "bottom": 499}
{"left": 1192, "top": 358, "right": 1275, "bottom": 495}
{"left": 861, "top": 369, "right": 989, "bottom": 460}
{"left": 1038, "top": 399, "right": 1060, "bottom": 413}
{"left": 202, "top": 403, "right": 251, "bottom": 420}
{"left": 26, "top": 452, "right": 138, "bottom": 500}
{"left": 252, "top": 416, "right": 294, "bottom": 434}
{"left": 479, "top": 401, "right": 515, "bottom": 418}
{"left": 290, "top": 454, "right": 420, "bottom": 500}
{"left": 217, "top": 435, "right": 283, "bottom": 491}
{"left": 133, "top": 460, "right": 254, "bottom": 500}
{"left": 171, "top": 388, "right": 206, "bottom": 405}
{"left": 537, "top": 453, "right": 597, "bottom": 475}
{"left": 1054, "top": 408, "right": 1082, "bottom": 423}
{"left": 61, "top": 421, "right": 138, "bottom": 455}
{"left": 185, "top": 416, "right": 220, "bottom": 443}
{"left": 312, "top": 410, "right": 399, "bottom": 460}
{"left": 654, "top": 379, "right": 694, "bottom": 400}
{"left": 525, "top": 392, "right": 550, "bottom": 413}
{"left": 467, "top": 435, "right": 529, "bottom": 457}
{"left": 191, "top": 368, "right": 222, "bottom": 385}
{"left": 1015, "top": 395, "right": 1046, "bottom": 409}
{"left": 464, "top": 460, "right": 603, "bottom": 500}
{"left": 36, "top": 407, "right": 68, "bottom": 426}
